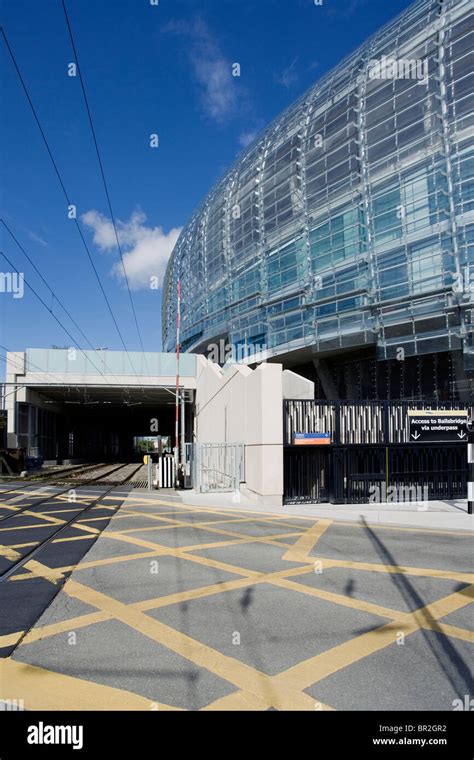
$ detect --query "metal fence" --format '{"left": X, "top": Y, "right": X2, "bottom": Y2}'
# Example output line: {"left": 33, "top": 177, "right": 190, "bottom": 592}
{"left": 283, "top": 400, "right": 468, "bottom": 505}
{"left": 284, "top": 400, "right": 468, "bottom": 446}
{"left": 284, "top": 447, "right": 330, "bottom": 504}
{"left": 284, "top": 443, "right": 467, "bottom": 505}
{"left": 191, "top": 443, "right": 245, "bottom": 493}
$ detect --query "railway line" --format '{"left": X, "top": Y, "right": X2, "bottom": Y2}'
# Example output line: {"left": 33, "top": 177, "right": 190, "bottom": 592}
{"left": 51, "top": 461, "right": 143, "bottom": 486}
{"left": 0, "top": 462, "right": 143, "bottom": 655}
{"left": 0, "top": 461, "right": 142, "bottom": 526}
{"left": 0, "top": 461, "right": 137, "bottom": 496}
{"left": 0, "top": 464, "right": 140, "bottom": 523}
{"left": 0, "top": 461, "right": 140, "bottom": 499}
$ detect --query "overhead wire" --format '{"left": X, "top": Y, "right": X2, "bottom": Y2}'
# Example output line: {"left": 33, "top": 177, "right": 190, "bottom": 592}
{"left": 0, "top": 27, "right": 141, "bottom": 377}
{"left": 61, "top": 0, "right": 151, "bottom": 376}
{"left": 0, "top": 219, "right": 132, "bottom": 390}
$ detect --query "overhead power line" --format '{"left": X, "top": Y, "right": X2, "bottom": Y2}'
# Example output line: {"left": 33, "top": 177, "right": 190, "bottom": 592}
{"left": 0, "top": 348, "right": 91, "bottom": 402}
{"left": 2, "top": 219, "right": 98, "bottom": 354}
{"left": 0, "top": 26, "right": 138, "bottom": 373}
{"left": 0, "top": 348, "right": 163, "bottom": 408}
{"left": 0, "top": 219, "right": 130, "bottom": 388}
{"left": 0, "top": 345, "right": 71, "bottom": 393}
{"left": 0, "top": 248, "right": 115, "bottom": 380}
{"left": 61, "top": 0, "right": 150, "bottom": 373}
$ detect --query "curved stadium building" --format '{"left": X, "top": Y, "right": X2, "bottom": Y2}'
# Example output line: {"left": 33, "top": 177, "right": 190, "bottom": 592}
{"left": 163, "top": 0, "right": 474, "bottom": 401}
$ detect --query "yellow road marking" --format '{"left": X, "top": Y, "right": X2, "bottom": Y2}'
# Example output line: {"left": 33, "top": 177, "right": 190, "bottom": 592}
{"left": 16, "top": 564, "right": 473, "bottom": 664}
{"left": 4, "top": 491, "right": 472, "bottom": 711}
{"left": 412, "top": 585, "right": 474, "bottom": 627}
{"left": 0, "top": 544, "right": 21, "bottom": 560}
{"left": 203, "top": 685, "right": 331, "bottom": 711}
{"left": 274, "top": 585, "right": 474, "bottom": 693}
{"left": 9, "top": 534, "right": 95, "bottom": 551}
{"left": 113, "top": 521, "right": 304, "bottom": 551}
{"left": 0, "top": 631, "right": 24, "bottom": 648}
{"left": 0, "top": 658, "right": 180, "bottom": 711}
{"left": 62, "top": 578, "right": 306, "bottom": 708}
{"left": 23, "top": 559, "right": 65, "bottom": 585}
{"left": 0, "top": 505, "right": 21, "bottom": 514}
{"left": 428, "top": 621, "right": 473, "bottom": 643}
{"left": 274, "top": 576, "right": 401, "bottom": 621}
{"left": 118, "top": 506, "right": 316, "bottom": 532}
{"left": 108, "top": 507, "right": 305, "bottom": 542}
{"left": 17, "top": 564, "right": 315, "bottom": 646}
{"left": 310, "top": 556, "right": 474, "bottom": 585}
{"left": 283, "top": 519, "right": 332, "bottom": 562}
{"left": 113, "top": 513, "right": 306, "bottom": 533}
{"left": 0, "top": 522, "right": 64, "bottom": 533}
{"left": 5, "top": 509, "right": 65, "bottom": 526}
{"left": 123, "top": 495, "right": 473, "bottom": 537}
{"left": 274, "top": 577, "right": 474, "bottom": 644}
{"left": 9, "top": 531, "right": 295, "bottom": 581}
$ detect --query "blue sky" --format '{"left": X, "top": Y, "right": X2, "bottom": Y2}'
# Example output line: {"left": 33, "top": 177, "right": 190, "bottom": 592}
{"left": 0, "top": 0, "right": 413, "bottom": 373}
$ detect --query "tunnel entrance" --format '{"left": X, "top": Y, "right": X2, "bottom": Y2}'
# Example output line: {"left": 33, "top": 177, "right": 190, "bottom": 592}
{"left": 15, "top": 385, "right": 193, "bottom": 464}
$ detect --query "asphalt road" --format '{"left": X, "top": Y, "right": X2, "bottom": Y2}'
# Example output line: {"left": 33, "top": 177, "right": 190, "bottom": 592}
{"left": 0, "top": 482, "right": 130, "bottom": 657}
{"left": 1, "top": 487, "right": 472, "bottom": 710}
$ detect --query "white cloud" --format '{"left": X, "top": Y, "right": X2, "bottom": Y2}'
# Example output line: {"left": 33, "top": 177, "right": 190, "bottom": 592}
{"left": 239, "top": 130, "right": 259, "bottom": 148}
{"left": 196, "top": 57, "right": 236, "bottom": 122}
{"left": 327, "top": 0, "right": 368, "bottom": 19}
{"left": 28, "top": 230, "right": 48, "bottom": 247}
{"left": 275, "top": 57, "right": 299, "bottom": 89}
{"left": 81, "top": 210, "right": 116, "bottom": 249}
{"left": 82, "top": 209, "right": 182, "bottom": 291}
{"left": 164, "top": 18, "right": 244, "bottom": 123}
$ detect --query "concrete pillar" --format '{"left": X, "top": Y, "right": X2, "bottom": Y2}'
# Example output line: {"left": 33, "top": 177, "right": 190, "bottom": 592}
{"left": 242, "top": 363, "right": 283, "bottom": 507}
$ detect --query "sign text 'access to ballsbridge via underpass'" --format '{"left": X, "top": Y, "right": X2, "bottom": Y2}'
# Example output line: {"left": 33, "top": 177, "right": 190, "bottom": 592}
{"left": 408, "top": 409, "right": 468, "bottom": 442}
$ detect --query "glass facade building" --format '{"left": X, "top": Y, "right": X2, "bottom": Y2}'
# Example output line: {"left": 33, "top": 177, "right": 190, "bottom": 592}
{"left": 163, "top": 0, "right": 473, "bottom": 398}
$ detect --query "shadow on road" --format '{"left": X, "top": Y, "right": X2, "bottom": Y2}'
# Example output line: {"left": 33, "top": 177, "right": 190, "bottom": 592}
{"left": 360, "top": 517, "right": 471, "bottom": 696}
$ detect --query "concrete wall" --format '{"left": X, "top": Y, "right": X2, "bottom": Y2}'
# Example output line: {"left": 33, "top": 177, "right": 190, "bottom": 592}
{"left": 195, "top": 358, "right": 284, "bottom": 506}
{"left": 282, "top": 370, "right": 314, "bottom": 400}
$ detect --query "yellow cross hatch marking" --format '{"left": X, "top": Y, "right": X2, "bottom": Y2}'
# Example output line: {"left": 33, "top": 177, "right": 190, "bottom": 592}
{"left": 1, "top": 493, "right": 472, "bottom": 711}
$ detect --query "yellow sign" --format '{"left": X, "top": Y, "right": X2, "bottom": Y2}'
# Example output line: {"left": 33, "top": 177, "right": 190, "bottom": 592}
{"left": 408, "top": 409, "right": 467, "bottom": 417}
{"left": 143, "top": 455, "right": 150, "bottom": 464}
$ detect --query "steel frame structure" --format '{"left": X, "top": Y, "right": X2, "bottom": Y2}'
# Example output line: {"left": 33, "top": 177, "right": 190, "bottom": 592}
{"left": 163, "top": 0, "right": 473, "bottom": 374}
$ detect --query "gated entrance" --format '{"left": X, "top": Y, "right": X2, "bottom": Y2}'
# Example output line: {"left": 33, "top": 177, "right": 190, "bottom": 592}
{"left": 283, "top": 400, "right": 467, "bottom": 505}
{"left": 191, "top": 443, "right": 245, "bottom": 493}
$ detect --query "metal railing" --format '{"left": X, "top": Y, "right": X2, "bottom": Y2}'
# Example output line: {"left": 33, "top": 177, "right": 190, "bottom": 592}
{"left": 191, "top": 443, "right": 245, "bottom": 493}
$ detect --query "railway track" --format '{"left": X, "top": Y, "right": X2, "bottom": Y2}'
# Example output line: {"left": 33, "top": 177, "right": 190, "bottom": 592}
{"left": 0, "top": 461, "right": 143, "bottom": 657}
{"left": 0, "top": 462, "right": 139, "bottom": 505}
{"left": 0, "top": 461, "right": 142, "bottom": 545}
{"left": 0, "top": 461, "right": 111, "bottom": 497}
{"left": 51, "top": 461, "right": 142, "bottom": 486}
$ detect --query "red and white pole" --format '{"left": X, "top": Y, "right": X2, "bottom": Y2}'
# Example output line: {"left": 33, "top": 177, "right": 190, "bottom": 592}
{"left": 175, "top": 279, "right": 181, "bottom": 480}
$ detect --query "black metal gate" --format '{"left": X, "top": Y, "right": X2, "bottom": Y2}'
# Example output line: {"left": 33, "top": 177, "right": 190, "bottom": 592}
{"left": 283, "top": 400, "right": 467, "bottom": 505}
{"left": 284, "top": 447, "right": 330, "bottom": 504}
{"left": 387, "top": 444, "right": 466, "bottom": 502}
{"left": 331, "top": 446, "right": 385, "bottom": 504}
